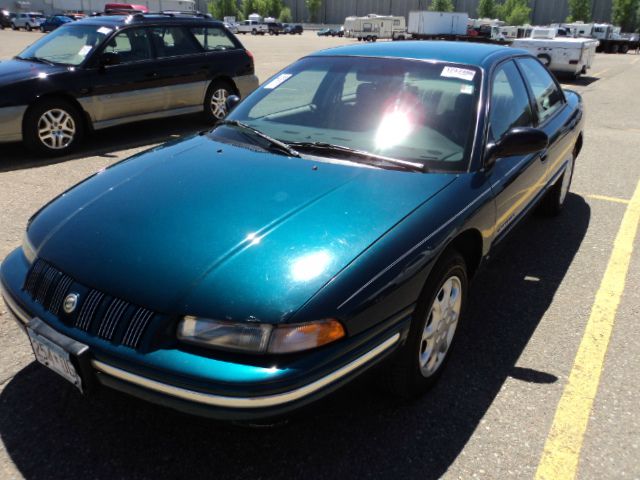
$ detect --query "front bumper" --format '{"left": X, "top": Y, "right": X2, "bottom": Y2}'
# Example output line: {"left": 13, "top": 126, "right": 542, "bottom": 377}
{"left": 1, "top": 252, "right": 410, "bottom": 420}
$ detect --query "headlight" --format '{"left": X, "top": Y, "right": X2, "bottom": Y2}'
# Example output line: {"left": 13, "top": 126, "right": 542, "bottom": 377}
{"left": 177, "top": 317, "right": 345, "bottom": 354}
{"left": 21, "top": 232, "right": 36, "bottom": 263}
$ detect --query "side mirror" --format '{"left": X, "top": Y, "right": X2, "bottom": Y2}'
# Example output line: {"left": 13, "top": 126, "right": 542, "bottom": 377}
{"left": 484, "top": 127, "right": 548, "bottom": 170}
{"left": 225, "top": 95, "right": 241, "bottom": 114}
{"left": 99, "top": 52, "right": 120, "bottom": 67}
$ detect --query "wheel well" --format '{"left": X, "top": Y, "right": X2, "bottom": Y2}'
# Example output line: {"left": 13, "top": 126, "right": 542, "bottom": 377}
{"left": 446, "top": 229, "right": 483, "bottom": 279}
{"left": 23, "top": 94, "right": 91, "bottom": 132}
{"left": 574, "top": 133, "right": 583, "bottom": 158}
{"left": 208, "top": 76, "right": 239, "bottom": 96}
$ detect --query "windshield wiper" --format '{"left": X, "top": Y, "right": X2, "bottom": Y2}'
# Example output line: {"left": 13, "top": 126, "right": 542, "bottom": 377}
{"left": 217, "top": 120, "right": 300, "bottom": 158}
{"left": 16, "top": 56, "right": 57, "bottom": 66}
{"left": 287, "top": 141, "right": 427, "bottom": 172}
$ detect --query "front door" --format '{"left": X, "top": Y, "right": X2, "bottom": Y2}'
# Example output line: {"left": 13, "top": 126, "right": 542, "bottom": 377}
{"left": 487, "top": 60, "right": 548, "bottom": 242}
{"left": 81, "top": 27, "right": 165, "bottom": 125}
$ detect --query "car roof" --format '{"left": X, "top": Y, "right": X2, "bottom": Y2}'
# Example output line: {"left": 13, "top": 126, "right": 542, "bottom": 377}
{"left": 311, "top": 41, "right": 530, "bottom": 69}
{"left": 75, "top": 13, "right": 223, "bottom": 27}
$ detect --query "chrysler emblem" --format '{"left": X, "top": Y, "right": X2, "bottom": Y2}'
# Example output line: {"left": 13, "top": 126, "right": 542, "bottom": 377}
{"left": 63, "top": 293, "right": 79, "bottom": 314}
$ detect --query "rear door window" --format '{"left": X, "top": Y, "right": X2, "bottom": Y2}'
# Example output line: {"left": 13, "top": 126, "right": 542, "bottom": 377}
{"left": 148, "top": 26, "right": 201, "bottom": 58}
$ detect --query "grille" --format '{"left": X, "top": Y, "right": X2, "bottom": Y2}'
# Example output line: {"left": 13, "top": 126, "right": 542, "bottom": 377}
{"left": 22, "top": 258, "right": 156, "bottom": 350}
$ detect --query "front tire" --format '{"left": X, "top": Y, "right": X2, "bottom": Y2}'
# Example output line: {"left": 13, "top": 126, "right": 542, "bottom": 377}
{"left": 24, "top": 98, "right": 85, "bottom": 156}
{"left": 26, "top": 23, "right": 31, "bottom": 31}
{"left": 203, "top": 80, "right": 235, "bottom": 123}
{"left": 387, "top": 250, "right": 468, "bottom": 398}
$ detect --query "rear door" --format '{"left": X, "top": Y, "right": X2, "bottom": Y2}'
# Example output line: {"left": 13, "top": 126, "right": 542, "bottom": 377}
{"left": 82, "top": 26, "right": 165, "bottom": 124}
{"left": 487, "top": 59, "right": 547, "bottom": 242}
{"left": 515, "top": 57, "right": 575, "bottom": 187}
{"left": 147, "top": 25, "right": 208, "bottom": 111}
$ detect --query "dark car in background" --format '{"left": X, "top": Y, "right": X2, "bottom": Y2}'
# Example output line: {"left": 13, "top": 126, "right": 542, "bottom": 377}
{"left": 266, "top": 21, "right": 283, "bottom": 35}
{"left": 0, "top": 13, "right": 258, "bottom": 155}
{"left": 40, "top": 15, "right": 73, "bottom": 32}
{"left": 283, "top": 23, "right": 303, "bottom": 34}
{"left": 0, "top": 9, "right": 12, "bottom": 29}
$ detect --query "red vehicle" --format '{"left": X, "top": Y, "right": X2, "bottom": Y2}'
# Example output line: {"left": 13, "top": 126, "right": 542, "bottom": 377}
{"left": 104, "top": 3, "right": 149, "bottom": 14}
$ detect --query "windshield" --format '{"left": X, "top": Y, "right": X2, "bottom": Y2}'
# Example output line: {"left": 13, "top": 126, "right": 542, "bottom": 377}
{"left": 17, "top": 24, "right": 112, "bottom": 66}
{"left": 226, "top": 56, "right": 480, "bottom": 171}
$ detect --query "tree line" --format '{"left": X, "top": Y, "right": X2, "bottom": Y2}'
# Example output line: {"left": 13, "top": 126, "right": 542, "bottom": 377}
{"left": 211, "top": 0, "right": 640, "bottom": 32}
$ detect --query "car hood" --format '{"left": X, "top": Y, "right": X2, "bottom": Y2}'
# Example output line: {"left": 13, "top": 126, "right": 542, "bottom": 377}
{"left": 0, "top": 59, "right": 66, "bottom": 89}
{"left": 29, "top": 135, "right": 456, "bottom": 322}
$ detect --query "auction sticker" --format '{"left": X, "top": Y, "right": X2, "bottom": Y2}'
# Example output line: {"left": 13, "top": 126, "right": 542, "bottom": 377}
{"left": 441, "top": 66, "right": 476, "bottom": 82}
{"left": 264, "top": 73, "right": 292, "bottom": 90}
{"left": 97, "top": 27, "right": 113, "bottom": 35}
{"left": 78, "top": 45, "right": 93, "bottom": 57}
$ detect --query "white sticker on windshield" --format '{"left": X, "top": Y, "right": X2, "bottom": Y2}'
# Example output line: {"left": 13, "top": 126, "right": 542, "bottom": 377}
{"left": 97, "top": 27, "right": 113, "bottom": 35}
{"left": 441, "top": 66, "right": 476, "bottom": 82}
{"left": 264, "top": 73, "right": 292, "bottom": 90}
{"left": 460, "top": 84, "right": 474, "bottom": 95}
{"left": 78, "top": 45, "right": 93, "bottom": 57}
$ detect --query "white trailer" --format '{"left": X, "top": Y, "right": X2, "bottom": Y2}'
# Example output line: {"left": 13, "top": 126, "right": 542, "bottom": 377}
{"left": 343, "top": 14, "right": 406, "bottom": 41}
{"left": 408, "top": 11, "right": 468, "bottom": 38}
{"left": 511, "top": 36, "right": 599, "bottom": 78}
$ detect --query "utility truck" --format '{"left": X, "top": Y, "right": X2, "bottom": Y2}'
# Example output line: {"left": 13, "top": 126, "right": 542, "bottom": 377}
{"left": 560, "top": 22, "right": 639, "bottom": 53}
{"left": 343, "top": 14, "right": 406, "bottom": 41}
{"left": 408, "top": 11, "right": 468, "bottom": 39}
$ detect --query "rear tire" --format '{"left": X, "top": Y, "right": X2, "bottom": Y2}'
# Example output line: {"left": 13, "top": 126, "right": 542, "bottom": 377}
{"left": 23, "top": 98, "right": 85, "bottom": 156}
{"left": 387, "top": 250, "right": 468, "bottom": 398}
{"left": 11, "top": 23, "right": 17, "bottom": 30}
{"left": 538, "top": 154, "right": 575, "bottom": 216}
{"left": 26, "top": 23, "right": 31, "bottom": 31}
{"left": 203, "top": 80, "right": 235, "bottom": 124}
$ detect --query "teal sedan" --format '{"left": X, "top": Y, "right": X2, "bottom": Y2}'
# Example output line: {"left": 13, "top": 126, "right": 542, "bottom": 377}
{"left": 0, "top": 42, "right": 584, "bottom": 420}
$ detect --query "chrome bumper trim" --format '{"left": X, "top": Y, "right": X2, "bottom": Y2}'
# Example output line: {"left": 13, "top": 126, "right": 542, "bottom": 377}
{"left": 92, "top": 332, "right": 400, "bottom": 409}
{"left": 0, "top": 281, "right": 30, "bottom": 325}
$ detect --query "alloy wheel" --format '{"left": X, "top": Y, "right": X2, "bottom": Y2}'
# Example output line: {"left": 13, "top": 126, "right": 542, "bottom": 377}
{"left": 210, "top": 88, "right": 229, "bottom": 120}
{"left": 37, "top": 108, "right": 76, "bottom": 150}
{"left": 418, "top": 275, "right": 462, "bottom": 377}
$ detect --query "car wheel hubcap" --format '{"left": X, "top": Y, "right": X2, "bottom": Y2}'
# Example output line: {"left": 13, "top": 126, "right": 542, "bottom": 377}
{"left": 419, "top": 275, "right": 462, "bottom": 377}
{"left": 210, "top": 88, "right": 229, "bottom": 119}
{"left": 559, "top": 156, "right": 574, "bottom": 205}
{"left": 38, "top": 108, "right": 76, "bottom": 150}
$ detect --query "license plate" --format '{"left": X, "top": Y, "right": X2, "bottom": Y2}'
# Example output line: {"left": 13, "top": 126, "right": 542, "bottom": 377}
{"left": 28, "top": 326, "right": 84, "bottom": 392}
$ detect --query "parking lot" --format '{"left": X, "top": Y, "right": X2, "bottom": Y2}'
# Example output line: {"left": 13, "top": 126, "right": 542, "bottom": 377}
{"left": 1, "top": 28, "right": 639, "bottom": 479}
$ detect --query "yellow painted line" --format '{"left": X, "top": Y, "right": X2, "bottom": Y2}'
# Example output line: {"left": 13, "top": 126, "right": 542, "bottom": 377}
{"left": 535, "top": 178, "right": 640, "bottom": 480}
{"left": 583, "top": 193, "right": 630, "bottom": 205}
{"left": 591, "top": 68, "right": 609, "bottom": 77}
{"left": 631, "top": 58, "right": 639, "bottom": 65}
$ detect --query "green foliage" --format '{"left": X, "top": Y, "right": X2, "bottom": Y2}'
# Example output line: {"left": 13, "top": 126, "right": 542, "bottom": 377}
{"left": 497, "top": 0, "right": 531, "bottom": 24}
{"left": 305, "top": 0, "right": 323, "bottom": 22}
{"left": 266, "top": 0, "right": 283, "bottom": 17}
{"left": 242, "top": 0, "right": 257, "bottom": 17}
{"left": 612, "top": 0, "right": 640, "bottom": 31}
{"left": 477, "top": 0, "right": 497, "bottom": 18}
{"left": 429, "top": 0, "right": 455, "bottom": 12}
{"left": 567, "top": 0, "right": 591, "bottom": 21}
{"left": 210, "top": 0, "right": 239, "bottom": 18}
{"left": 279, "top": 6, "right": 293, "bottom": 22}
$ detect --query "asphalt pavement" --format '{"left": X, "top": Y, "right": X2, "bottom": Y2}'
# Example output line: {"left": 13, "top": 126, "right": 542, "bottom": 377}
{"left": 0, "top": 30, "right": 639, "bottom": 479}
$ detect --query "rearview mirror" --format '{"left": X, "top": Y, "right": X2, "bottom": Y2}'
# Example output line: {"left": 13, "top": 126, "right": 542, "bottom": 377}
{"left": 225, "top": 95, "right": 241, "bottom": 114}
{"left": 484, "top": 127, "right": 548, "bottom": 169}
{"left": 99, "top": 52, "right": 120, "bottom": 67}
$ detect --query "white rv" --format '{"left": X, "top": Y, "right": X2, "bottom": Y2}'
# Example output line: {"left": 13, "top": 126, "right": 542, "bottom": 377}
{"left": 343, "top": 14, "right": 407, "bottom": 41}
{"left": 512, "top": 28, "right": 599, "bottom": 78}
